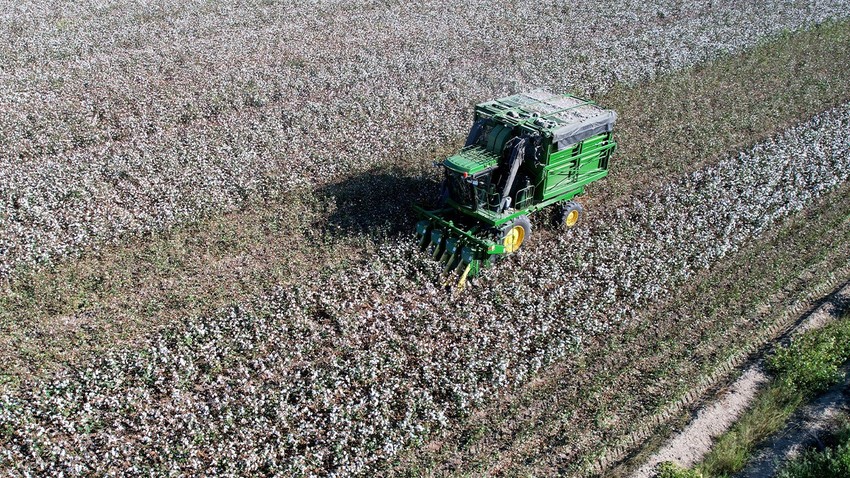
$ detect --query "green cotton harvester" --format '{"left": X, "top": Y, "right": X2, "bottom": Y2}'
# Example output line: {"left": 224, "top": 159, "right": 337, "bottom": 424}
{"left": 414, "top": 90, "right": 617, "bottom": 287}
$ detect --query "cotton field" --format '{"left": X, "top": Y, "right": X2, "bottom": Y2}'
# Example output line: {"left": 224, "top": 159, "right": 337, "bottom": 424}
{"left": 2, "top": 102, "right": 848, "bottom": 476}
{"left": 2, "top": 0, "right": 849, "bottom": 278}
{"left": 3, "top": 0, "right": 850, "bottom": 475}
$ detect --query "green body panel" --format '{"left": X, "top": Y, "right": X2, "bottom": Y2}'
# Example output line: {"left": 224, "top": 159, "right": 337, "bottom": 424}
{"left": 444, "top": 129, "right": 614, "bottom": 227}
{"left": 535, "top": 132, "right": 614, "bottom": 201}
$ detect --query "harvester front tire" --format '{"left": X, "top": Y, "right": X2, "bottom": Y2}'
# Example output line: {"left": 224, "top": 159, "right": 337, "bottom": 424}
{"left": 501, "top": 216, "right": 531, "bottom": 254}
{"left": 557, "top": 202, "right": 583, "bottom": 229}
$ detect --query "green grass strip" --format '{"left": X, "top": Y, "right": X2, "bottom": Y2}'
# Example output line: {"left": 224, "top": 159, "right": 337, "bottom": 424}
{"left": 660, "top": 313, "right": 850, "bottom": 478}
{"left": 777, "top": 417, "right": 850, "bottom": 478}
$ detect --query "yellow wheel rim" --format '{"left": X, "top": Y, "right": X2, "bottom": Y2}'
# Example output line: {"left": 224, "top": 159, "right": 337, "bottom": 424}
{"left": 502, "top": 225, "right": 525, "bottom": 253}
{"left": 565, "top": 209, "right": 579, "bottom": 227}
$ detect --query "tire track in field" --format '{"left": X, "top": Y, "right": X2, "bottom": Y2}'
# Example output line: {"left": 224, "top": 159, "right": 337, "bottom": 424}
{"left": 2, "top": 104, "right": 849, "bottom": 476}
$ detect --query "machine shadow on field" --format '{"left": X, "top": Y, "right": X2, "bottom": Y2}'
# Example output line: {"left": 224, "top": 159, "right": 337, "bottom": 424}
{"left": 319, "top": 167, "right": 442, "bottom": 241}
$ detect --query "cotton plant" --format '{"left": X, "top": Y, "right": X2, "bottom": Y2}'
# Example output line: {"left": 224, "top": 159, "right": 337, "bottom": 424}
{"left": 0, "top": 103, "right": 847, "bottom": 476}
{"left": 2, "top": 0, "right": 849, "bottom": 277}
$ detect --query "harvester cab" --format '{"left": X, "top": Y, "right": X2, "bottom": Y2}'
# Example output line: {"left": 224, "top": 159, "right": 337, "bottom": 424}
{"left": 415, "top": 90, "right": 617, "bottom": 288}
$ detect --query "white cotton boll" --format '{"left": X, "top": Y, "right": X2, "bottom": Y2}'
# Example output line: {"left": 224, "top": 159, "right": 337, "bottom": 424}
{"left": 1, "top": 0, "right": 848, "bottom": 277}
{"left": 2, "top": 2, "right": 850, "bottom": 476}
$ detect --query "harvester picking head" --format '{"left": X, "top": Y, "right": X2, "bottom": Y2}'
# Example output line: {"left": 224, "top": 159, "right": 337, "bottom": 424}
{"left": 413, "top": 208, "right": 505, "bottom": 289}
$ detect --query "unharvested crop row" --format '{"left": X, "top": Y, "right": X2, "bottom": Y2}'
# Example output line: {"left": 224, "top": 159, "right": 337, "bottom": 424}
{"left": 1, "top": 103, "right": 848, "bottom": 476}
{"left": 3, "top": 19, "right": 849, "bottom": 389}
{"left": 2, "top": 0, "right": 848, "bottom": 278}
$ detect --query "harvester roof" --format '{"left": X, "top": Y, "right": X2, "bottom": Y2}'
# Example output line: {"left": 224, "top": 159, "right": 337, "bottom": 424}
{"left": 443, "top": 146, "right": 500, "bottom": 176}
{"left": 475, "top": 90, "right": 617, "bottom": 149}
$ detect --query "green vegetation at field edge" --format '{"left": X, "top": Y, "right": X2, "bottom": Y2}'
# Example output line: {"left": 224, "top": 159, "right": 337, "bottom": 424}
{"left": 777, "top": 416, "right": 850, "bottom": 478}
{"left": 660, "top": 312, "right": 850, "bottom": 478}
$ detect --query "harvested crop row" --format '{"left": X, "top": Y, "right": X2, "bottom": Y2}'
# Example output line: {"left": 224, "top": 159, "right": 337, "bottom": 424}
{"left": 2, "top": 0, "right": 849, "bottom": 278}
{"left": 2, "top": 103, "right": 848, "bottom": 476}
{"left": 3, "top": 19, "right": 849, "bottom": 389}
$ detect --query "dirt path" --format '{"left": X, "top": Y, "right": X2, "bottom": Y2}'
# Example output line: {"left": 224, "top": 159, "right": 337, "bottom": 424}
{"left": 735, "top": 366, "right": 850, "bottom": 478}
{"left": 629, "top": 366, "right": 768, "bottom": 477}
{"left": 629, "top": 282, "right": 850, "bottom": 478}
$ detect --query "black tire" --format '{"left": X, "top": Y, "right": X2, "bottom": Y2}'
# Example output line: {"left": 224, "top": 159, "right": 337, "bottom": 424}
{"left": 500, "top": 215, "right": 532, "bottom": 253}
{"left": 556, "top": 201, "right": 583, "bottom": 229}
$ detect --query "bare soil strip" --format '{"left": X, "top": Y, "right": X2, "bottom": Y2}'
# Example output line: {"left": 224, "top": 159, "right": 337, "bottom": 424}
{"left": 631, "top": 367, "right": 770, "bottom": 477}
{"left": 630, "top": 284, "right": 850, "bottom": 478}
{"left": 2, "top": 21, "right": 849, "bottom": 388}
